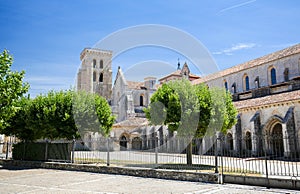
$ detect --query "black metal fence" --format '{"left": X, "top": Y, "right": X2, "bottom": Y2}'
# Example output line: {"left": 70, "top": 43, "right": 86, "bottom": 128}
{"left": 2, "top": 135, "right": 300, "bottom": 178}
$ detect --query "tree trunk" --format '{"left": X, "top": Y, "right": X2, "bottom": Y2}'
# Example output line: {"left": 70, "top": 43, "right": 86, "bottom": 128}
{"left": 186, "top": 142, "right": 193, "bottom": 165}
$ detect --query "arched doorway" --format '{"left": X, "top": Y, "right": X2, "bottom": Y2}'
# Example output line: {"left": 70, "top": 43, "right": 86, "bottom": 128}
{"left": 271, "top": 123, "right": 284, "bottom": 157}
{"left": 245, "top": 131, "right": 252, "bottom": 151}
{"left": 120, "top": 135, "right": 128, "bottom": 151}
{"left": 132, "top": 137, "right": 142, "bottom": 150}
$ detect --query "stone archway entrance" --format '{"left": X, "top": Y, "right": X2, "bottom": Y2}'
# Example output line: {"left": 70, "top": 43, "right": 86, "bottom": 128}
{"left": 270, "top": 123, "right": 284, "bottom": 157}
{"left": 120, "top": 135, "right": 128, "bottom": 151}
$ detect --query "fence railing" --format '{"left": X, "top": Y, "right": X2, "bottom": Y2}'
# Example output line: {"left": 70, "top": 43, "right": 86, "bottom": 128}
{"left": 3, "top": 135, "right": 300, "bottom": 178}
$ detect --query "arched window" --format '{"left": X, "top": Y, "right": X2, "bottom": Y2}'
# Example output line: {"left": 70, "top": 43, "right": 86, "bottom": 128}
{"left": 140, "top": 95, "right": 144, "bottom": 106}
{"left": 93, "top": 71, "right": 96, "bottom": 82}
{"left": 254, "top": 76, "right": 260, "bottom": 88}
{"left": 270, "top": 67, "right": 277, "bottom": 85}
{"left": 244, "top": 75, "right": 250, "bottom": 91}
{"left": 99, "top": 73, "right": 103, "bottom": 83}
{"left": 284, "top": 68, "right": 289, "bottom": 82}
{"left": 224, "top": 80, "right": 228, "bottom": 91}
{"left": 93, "top": 59, "right": 96, "bottom": 68}
{"left": 100, "top": 60, "right": 103, "bottom": 69}
{"left": 231, "top": 83, "right": 236, "bottom": 93}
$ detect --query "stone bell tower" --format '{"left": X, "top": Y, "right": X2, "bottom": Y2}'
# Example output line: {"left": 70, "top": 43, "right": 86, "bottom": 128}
{"left": 77, "top": 48, "right": 112, "bottom": 100}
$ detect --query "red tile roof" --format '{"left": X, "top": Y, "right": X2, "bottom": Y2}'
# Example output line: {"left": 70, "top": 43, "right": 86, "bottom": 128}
{"left": 234, "top": 90, "right": 300, "bottom": 109}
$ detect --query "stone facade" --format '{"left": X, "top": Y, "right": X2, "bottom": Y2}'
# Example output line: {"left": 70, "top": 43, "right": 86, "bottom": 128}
{"left": 77, "top": 44, "right": 300, "bottom": 157}
{"left": 111, "top": 67, "right": 156, "bottom": 122}
{"left": 194, "top": 43, "right": 300, "bottom": 157}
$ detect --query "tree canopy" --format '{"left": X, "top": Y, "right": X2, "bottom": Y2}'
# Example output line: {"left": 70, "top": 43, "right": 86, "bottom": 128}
{"left": 145, "top": 79, "right": 237, "bottom": 164}
{"left": 3, "top": 90, "right": 115, "bottom": 141}
{"left": 0, "top": 50, "right": 29, "bottom": 130}
{"left": 73, "top": 91, "right": 115, "bottom": 138}
{"left": 145, "top": 79, "right": 237, "bottom": 138}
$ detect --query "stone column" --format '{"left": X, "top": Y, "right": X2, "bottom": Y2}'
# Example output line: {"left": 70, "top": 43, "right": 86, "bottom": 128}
{"left": 233, "top": 116, "right": 242, "bottom": 155}
{"left": 250, "top": 121, "right": 259, "bottom": 156}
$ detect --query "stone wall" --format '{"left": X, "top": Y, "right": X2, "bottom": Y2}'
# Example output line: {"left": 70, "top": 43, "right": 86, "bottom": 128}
{"left": 0, "top": 160, "right": 218, "bottom": 183}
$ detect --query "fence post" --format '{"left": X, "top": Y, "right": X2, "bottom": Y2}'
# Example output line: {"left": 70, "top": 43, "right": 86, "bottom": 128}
{"left": 22, "top": 141, "right": 26, "bottom": 160}
{"left": 71, "top": 138, "right": 75, "bottom": 163}
{"left": 44, "top": 139, "right": 48, "bottom": 161}
{"left": 220, "top": 136, "right": 224, "bottom": 184}
{"left": 155, "top": 136, "right": 158, "bottom": 164}
{"left": 264, "top": 137, "right": 270, "bottom": 189}
{"left": 5, "top": 141, "right": 9, "bottom": 159}
{"left": 107, "top": 137, "right": 110, "bottom": 166}
{"left": 215, "top": 135, "right": 219, "bottom": 173}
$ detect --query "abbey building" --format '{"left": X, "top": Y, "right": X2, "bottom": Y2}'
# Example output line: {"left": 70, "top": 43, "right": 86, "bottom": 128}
{"left": 77, "top": 44, "right": 300, "bottom": 157}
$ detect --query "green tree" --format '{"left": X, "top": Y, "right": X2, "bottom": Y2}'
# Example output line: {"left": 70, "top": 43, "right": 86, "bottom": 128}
{"left": 5, "top": 90, "right": 115, "bottom": 141}
{"left": 145, "top": 79, "right": 237, "bottom": 165}
{"left": 72, "top": 91, "right": 115, "bottom": 137}
{"left": 0, "top": 50, "right": 29, "bottom": 131}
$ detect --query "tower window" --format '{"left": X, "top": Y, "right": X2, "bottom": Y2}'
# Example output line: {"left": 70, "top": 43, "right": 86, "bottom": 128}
{"left": 140, "top": 95, "right": 144, "bottom": 106}
{"left": 100, "top": 60, "right": 103, "bottom": 69}
{"left": 93, "top": 59, "right": 96, "bottom": 68}
{"left": 93, "top": 71, "right": 96, "bottom": 82}
{"left": 99, "top": 73, "right": 103, "bottom": 83}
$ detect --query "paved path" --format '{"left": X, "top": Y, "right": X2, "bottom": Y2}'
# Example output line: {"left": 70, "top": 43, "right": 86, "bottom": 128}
{"left": 0, "top": 166, "right": 298, "bottom": 194}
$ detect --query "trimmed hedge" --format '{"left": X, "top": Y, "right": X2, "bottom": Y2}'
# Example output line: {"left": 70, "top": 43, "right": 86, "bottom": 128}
{"left": 13, "top": 142, "right": 72, "bottom": 162}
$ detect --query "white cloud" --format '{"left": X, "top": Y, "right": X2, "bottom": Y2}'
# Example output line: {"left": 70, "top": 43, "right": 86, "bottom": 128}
{"left": 212, "top": 43, "right": 256, "bottom": 55}
{"left": 218, "top": 0, "right": 257, "bottom": 14}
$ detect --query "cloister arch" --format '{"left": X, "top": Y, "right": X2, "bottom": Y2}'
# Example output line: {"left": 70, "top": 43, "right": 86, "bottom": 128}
{"left": 245, "top": 131, "right": 252, "bottom": 151}
{"left": 263, "top": 116, "right": 285, "bottom": 157}
{"left": 120, "top": 133, "right": 129, "bottom": 151}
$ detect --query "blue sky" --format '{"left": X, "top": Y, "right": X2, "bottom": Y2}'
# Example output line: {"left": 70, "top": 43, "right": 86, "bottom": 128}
{"left": 0, "top": 0, "right": 299, "bottom": 97}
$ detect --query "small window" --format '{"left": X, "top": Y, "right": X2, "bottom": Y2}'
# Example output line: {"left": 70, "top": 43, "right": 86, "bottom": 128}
{"left": 224, "top": 80, "right": 228, "bottom": 91}
{"left": 284, "top": 68, "right": 289, "bottom": 82}
{"left": 270, "top": 67, "right": 277, "bottom": 85}
{"left": 99, "top": 73, "right": 103, "bottom": 82}
{"left": 93, "top": 59, "right": 96, "bottom": 68}
{"left": 93, "top": 71, "right": 96, "bottom": 82}
{"left": 140, "top": 95, "right": 144, "bottom": 106}
{"left": 100, "top": 60, "right": 103, "bottom": 69}
{"left": 244, "top": 75, "right": 250, "bottom": 91}
{"left": 254, "top": 76, "right": 260, "bottom": 88}
{"left": 231, "top": 83, "right": 236, "bottom": 93}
